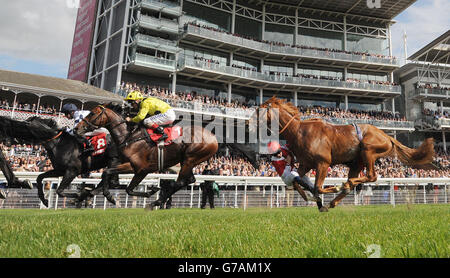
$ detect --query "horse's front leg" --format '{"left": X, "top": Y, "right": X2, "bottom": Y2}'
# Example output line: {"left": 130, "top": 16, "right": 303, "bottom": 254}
{"left": 36, "top": 169, "right": 63, "bottom": 207}
{"left": 55, "top": 170, "right": 80, "bottom": 201}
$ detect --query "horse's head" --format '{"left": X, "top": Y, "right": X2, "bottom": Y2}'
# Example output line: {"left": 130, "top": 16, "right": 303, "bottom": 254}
{"left": 75, "top": 105, "right": 117, "bottom": 136}
{"left": 249, "top": 96, "right": 281, "bottom": 133}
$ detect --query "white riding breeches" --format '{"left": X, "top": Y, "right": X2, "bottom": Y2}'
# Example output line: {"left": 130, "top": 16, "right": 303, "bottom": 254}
{"left": 281, "top": 165, "right": 299, "bottom": 187}
{"left": 143, "top": 109, "right": 176, "bottom": 127}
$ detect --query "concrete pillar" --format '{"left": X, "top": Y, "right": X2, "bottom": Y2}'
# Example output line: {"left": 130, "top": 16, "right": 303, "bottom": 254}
{"left": 294, "top": 8, "right": 298, "bottom": 45}
{"left": 228, "top": 83, "right": 232, "bottom": 104}
{"left": 259, "top": 89, "right": 263, "bottom": 105}
{"left": 392, "top": 98, "right": 395, "bottom": 114}
{"left": 345, "top": 95, "right": 349, "bottom": 111}
{"left": 171, "top": 72, "right": 177, "bottom": 95}
{"left": 261, "top": 4, "right": 266, "bottom": 41}
{"left": 343, "top": 16, "right": 347, "bottom": 51}
{"left": 231, "top": 0, "right": 236, "bottom": 34}
{"left": 440, "top": 101, "right": 444, "bottom": 114}
{"left": 293, "top": 91, "right": 298, "bottom": 106}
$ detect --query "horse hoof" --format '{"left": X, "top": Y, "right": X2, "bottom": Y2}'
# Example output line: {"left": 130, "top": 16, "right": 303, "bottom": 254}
{"left": 319, "top": 206, "right": 329, "bottom": 212}
{"left": 145, "top": 204, "right": 154, "bottom": 211}
{"left": 42, "top": 199, "right": 49, "bottom": 207}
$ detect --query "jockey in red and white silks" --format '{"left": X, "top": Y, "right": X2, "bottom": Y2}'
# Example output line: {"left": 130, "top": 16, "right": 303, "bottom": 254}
{"left": 268, "top": 141, "right": 315, "bottom": 194}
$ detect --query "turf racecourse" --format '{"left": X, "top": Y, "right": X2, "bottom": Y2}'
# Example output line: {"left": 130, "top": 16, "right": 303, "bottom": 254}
{"left": 0, "top": 205, "right": 448, "bottom": 258}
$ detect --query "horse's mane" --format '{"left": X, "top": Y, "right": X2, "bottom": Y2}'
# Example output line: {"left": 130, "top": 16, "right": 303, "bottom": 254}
{"left": 0, "top": 116, "right": 61, "bottom": 144}
{"left": 264, "top": 97, "right": 300, "bottom": 117}
{"left": 104, "top": 102, "right": 124, "bottom": 116}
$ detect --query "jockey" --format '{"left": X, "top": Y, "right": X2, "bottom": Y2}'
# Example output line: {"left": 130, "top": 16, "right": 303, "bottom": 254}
{"left": 268, "top": 141, "right": 316, "bottom": 201}
{"left": 62, "top": 103, "right": 121, "bottom": 185}
{"left": 62, "top": 103, "right": 95, "bottom": 154}
{"left": 124, "top": 90, "right": 176, "bottom": 141}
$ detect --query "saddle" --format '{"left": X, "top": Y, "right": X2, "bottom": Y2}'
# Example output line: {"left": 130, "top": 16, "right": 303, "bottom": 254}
{"left": 145, "top": 125, "right": 183, "bottom": 146}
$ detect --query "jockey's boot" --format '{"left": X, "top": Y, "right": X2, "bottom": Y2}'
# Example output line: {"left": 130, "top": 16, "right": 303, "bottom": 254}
{"left": 75, "top": 134, "right": 94, "bottom": 156}
{"left": 152, "top": 124, "right": 168, "bottom": 141}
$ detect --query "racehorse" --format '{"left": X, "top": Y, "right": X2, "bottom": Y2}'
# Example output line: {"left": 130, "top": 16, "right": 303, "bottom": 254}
{"left": 75, "top": 104, "right": 219, "bottom": 210}
{"left": 0, "top": 115, "right": 139, "bottom": 207}
{"left": 251, "top": 97, "right": 437, "bottom": 212}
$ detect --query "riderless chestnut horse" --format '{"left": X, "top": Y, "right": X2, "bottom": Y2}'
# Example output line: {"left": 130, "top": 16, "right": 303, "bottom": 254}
{"left": 252, "top": 97, "right": 437, "bottom": 212}
{"left": 75, "top": 104, "right": 218, "bottom": 210}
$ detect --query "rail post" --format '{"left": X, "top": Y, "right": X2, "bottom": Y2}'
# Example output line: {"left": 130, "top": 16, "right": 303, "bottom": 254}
{"left": 143, "top": 183, "right": 148, "bottom": 208}
{"left": 93, "top": 195, "right": 97, "bottom": 209}
{"left": 390, "top": 181, "right": 395, "bottom": 207}
{"left": 234, "top": 184, "right": 238, "bottom": 208}
{"left": 198, "top": 183, "right": 202, "bottom": 208}
{"left": 270, "top": 185, "right": 273, "bottom": 209}
{"left": 190, "top": 183, "right": 194, "bottom": 208}
{"left": 445, "top": 183, "right": 448, "bottom": 204}
{"left": 124, "top": 194, "right": 128, "bottom": 209}
{"left": 103, "top": 196, "right": 107, "bottom": 210}
{"left": 243, "top": 180, "right": 248, "bottom": 211}
{"left": 423, "top": 184, "right": 426, "bottom": 204}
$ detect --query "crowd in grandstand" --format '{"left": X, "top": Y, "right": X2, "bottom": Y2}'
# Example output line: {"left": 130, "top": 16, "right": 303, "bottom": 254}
{"left": 0, "top": 97, "right": 59, "bottom": 115}
{"left": 119, "top": 82, "right": 408, "bottom": 122}
{"left": 423, "top": 109, "right": 449, "bottom": 120}
{"left": 185, "top": 22, "right": 397, "bottom": 62}
{"left": 417, "top": 83, "right": 450, "bottom": 92}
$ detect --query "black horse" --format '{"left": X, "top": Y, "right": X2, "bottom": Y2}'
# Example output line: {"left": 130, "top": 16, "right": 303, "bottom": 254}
{"left": 0, "top": 115, "right": 127, "bottom": 206}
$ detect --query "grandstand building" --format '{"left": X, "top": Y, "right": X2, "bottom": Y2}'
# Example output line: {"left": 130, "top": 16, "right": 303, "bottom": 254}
{"left": 0, "top": 69, "right": 122, "bottom": 126}
{"left": 75, "top": 0, "right": 417, "bottom": 136}
{"left": 396, "top": 30, "right": 450, "bottom": 152}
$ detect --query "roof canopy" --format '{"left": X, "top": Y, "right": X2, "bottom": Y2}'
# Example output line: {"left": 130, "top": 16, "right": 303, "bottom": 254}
{"left": 0, "top": 69, "right": 123, "bottom": 103}
{"left": 250, "top": 0, "right": 416, "bottom": 21}
{"left": 409, "top": 30, "right": 450, "bottom": 64}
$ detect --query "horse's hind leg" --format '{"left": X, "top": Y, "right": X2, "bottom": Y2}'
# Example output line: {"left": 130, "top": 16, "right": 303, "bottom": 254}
{"left": 329, "top": 164, "right": 363, "bottom": 208}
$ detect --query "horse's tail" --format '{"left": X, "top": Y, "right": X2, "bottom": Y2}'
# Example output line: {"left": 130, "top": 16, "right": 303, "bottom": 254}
{"left": 389, "top": 137, "right": 437, "bottom": 170}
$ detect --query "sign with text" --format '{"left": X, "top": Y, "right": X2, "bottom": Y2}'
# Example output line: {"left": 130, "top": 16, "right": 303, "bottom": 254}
{"left": 67, "top": 0, "right": 97, "bottom": 82}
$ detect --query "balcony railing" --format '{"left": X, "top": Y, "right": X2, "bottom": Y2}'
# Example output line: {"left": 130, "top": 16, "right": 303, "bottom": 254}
{"left": 135, "top": 33, "right": 179, "bottom": 53}
{"left": 178, "top": 55, "right": 402, "bottom": 94}
{"left": 140, "top": 15, "right": 179, "bottom": 34}
{"left": 301, "top": 116, "right": 414, "bottom": 129}
{"left": 413, "top": 88, "right": 450, "bottom": 99}
{"left": 133, "top": 53, "right": 176, "bottom": 71}
{"left": 141, "top": 0, "right": 182, "bottom": 17}
{"left": 184, "top": 24, "right": 400, "bottom": 66}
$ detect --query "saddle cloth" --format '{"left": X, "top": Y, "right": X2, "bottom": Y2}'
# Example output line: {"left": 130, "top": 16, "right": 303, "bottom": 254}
{"left": 146, "top": 126, "right": 183, "bottom": 146}
{"left": 86, "top": 133, "right": 108, "bottom": 156}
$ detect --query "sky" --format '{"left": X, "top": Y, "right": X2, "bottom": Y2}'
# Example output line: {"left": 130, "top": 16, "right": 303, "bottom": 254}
{"left": 0, "top": 0, "right": 449, "bottom": 79}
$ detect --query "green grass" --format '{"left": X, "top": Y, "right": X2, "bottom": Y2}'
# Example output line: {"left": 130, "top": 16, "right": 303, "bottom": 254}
{"left": 0, "top": 205, "right": 448, "bottom": 258}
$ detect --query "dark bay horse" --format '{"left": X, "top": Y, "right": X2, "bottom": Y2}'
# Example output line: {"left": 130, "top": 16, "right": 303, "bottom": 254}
{"left": 0, "top": 115, "right": 134, "bottom": 207}
{"left": 75, "top": 105, "right": 218, "bottom": 210}
{"left": 252, "top": 97, "right": 437, "bottom": 212}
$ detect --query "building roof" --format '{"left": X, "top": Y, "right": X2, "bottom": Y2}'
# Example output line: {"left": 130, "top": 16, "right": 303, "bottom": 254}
{"left": 408, "top": 30, "right": 450, "bottom": 64}
{"left": 0, "top": 69, "right": 123, "bottom": 103}
{"left": 252, "top": 0, "right": 416, "bottom": 21}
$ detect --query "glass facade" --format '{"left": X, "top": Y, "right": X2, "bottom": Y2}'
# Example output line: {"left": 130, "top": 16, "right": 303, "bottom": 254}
{"left": 347, "top": 34, "right": 389, "bottom": 56}
{"left": 265, "top": 23, "right": 294, "bottom": 45}
{"left": 235, "top": 16, "right": 262, "bottom": 41}
{"left": 183, "top": 1, "right": 231, "bottom": 31}
{"left": 298, "top": 28, "right": 344, "bottom": 50}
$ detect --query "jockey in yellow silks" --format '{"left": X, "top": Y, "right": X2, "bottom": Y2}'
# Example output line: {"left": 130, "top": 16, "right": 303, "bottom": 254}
{"left": 124, "top": 90, "right": 176, "bottom": 141}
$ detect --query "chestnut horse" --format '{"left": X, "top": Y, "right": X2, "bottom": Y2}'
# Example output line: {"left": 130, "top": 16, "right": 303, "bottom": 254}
{"left": 252, "top": 97, "right": 437, "bottom": 212}
{"left": 75, "top": 105, "right": 218, "bottom": 210}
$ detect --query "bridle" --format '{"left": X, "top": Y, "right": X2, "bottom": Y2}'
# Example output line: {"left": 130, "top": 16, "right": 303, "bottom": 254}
{"left": 264, "top": 104, "right": 298, "bottom": 135}
{"left": 81, "top": 105, "right": 126, "bottom": 131}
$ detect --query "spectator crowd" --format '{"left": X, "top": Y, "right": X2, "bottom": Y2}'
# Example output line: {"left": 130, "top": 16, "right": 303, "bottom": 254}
{"left": 186, "top": 22, "right": 397, "bottom": 63}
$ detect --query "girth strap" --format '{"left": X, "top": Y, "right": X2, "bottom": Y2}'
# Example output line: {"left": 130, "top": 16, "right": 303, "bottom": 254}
{"left": 352, "top": 123, "right": 363, "bottom": 141}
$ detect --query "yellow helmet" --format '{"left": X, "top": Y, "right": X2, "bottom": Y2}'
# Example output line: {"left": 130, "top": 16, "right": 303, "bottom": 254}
{"left": 125, "top": 90, "right": 144, "bottom": 101}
